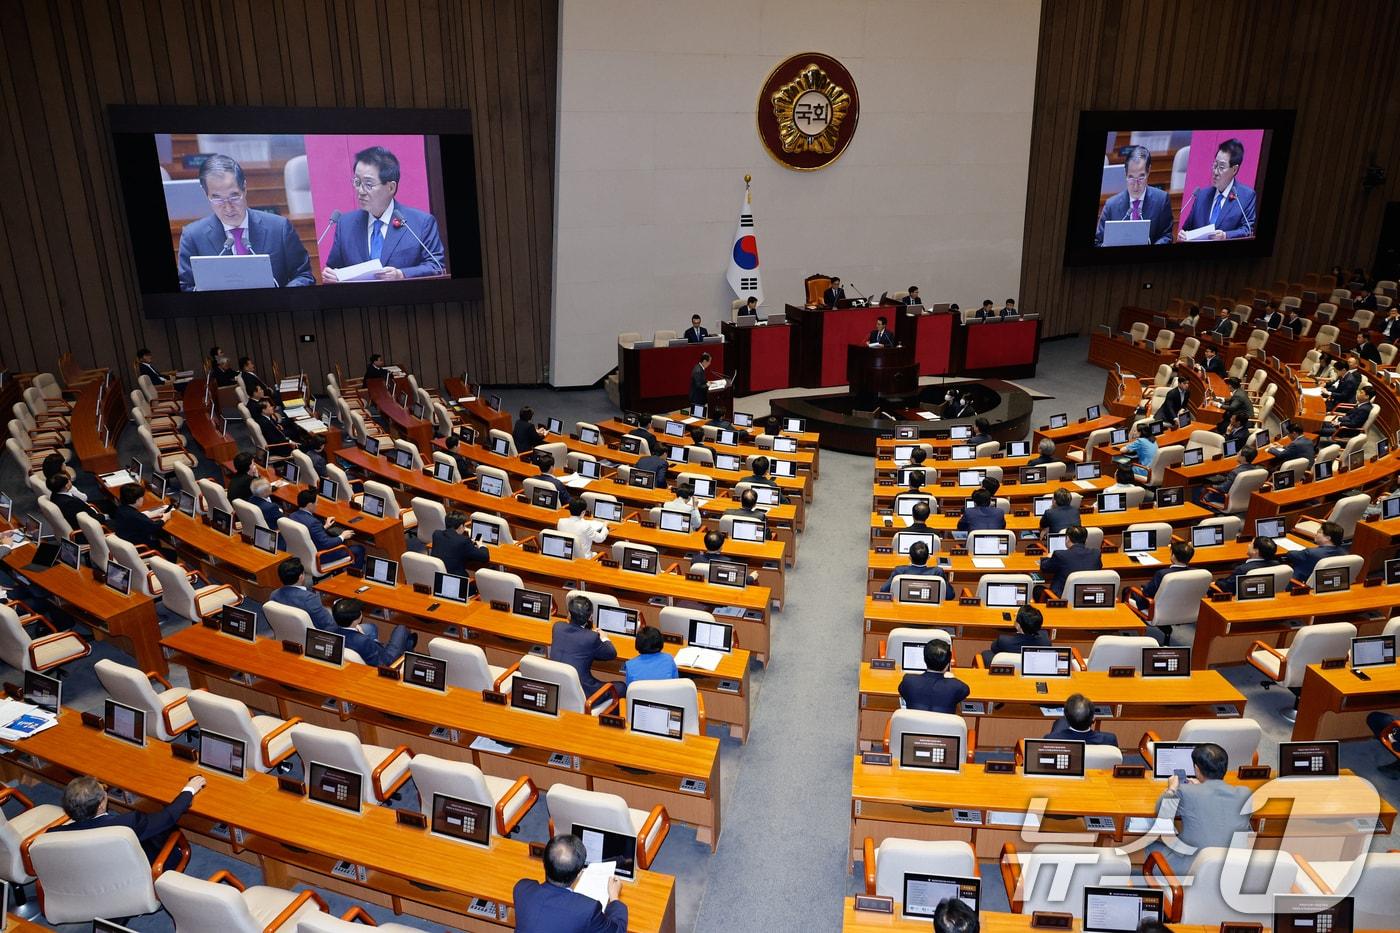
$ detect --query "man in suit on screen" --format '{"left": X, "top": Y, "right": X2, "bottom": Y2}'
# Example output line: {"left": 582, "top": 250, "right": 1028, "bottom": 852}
{"left": 1094, "top": 146, "right": 1174, "bottom": 246}
{"left": 177, "top": 154, "right": 314, "bottom": 291}
{"left": 1179, "top": 138, "right": 1257, "bottom": 241}
{"left": 324, "top": 146, "right": 446, "bottom": 281}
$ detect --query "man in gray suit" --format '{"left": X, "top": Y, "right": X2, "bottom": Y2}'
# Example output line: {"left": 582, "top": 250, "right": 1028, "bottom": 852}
{"left": 1151, "top": 742, "right": 1253, "bottom": 874}
{"left": 177, "top": 154, "right": 314, "bottom": 291}
{"left": 1095, "top": 146, "right": 1174, "bottom": 246}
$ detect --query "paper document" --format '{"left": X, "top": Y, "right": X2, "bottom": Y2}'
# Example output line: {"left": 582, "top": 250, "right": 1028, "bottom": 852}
{"left": 916, "top": 411, "right": 939, "bottom": 421}
{"left": 1275, "top": 537, "right": 1305, "bottom": 552}
{"left": 191, "top": 254, "right": 276, "bottom": 290}
{"left": 102, "top": 470, "right": 137, "bottom": 487}
{"left": 675, "top": 646, "right": 723, "bottom": 671}
{"left": 331, "top": 259, "right": 386, "bottom": 282}
{"left": 456, "top": 396, "right": 478, "bottom": 404}
{"left": 1180, "top": 224, "right": 1216, "bottom": 242}
{"left": 971, "top": 557, "right": 1005, "bottom": 570}
{"left": 468, "top": 736, "right": 515, "bottom": 755}
{"left": 712, "top": 605, "right": 746, "bottom": 618}
{"left": 559, "top": 473, "right": 593, "bottom": 489}
{"left": 0, "top": 700, "right": 56, "bottom": 740}
{"left": 574, "top": 861, "right": 617, "bottom": 909}
{"left": 1039, "top": 706, "right": 1065, "bottom": 718}
{"left": 1301, "top": 387, "right": 1326, "bottom": 397}
{"left": 706, "top": 379, "right": 727, "bottom": 391}
{"left": 679, "top": 417, "right": 699, "bottom": 425}
{"left": 1133, "top": 553, "right": 1162, "bottom": 566}
{"left": 278, "top": 377, "right": 302, "bottom": 391}
{"left": 295, "top": 418, "right": 327, "bottom": 433}
{"left": 284, "top": 406, "right": 309, "bottom": 420}
{"left": 1074, "top": 479, "right": 1098, "bottom": 490}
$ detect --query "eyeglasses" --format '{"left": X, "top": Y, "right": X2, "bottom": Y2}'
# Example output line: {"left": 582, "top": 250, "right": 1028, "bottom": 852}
{"left": 1211, "top": 161, "right": 1235, "bottom": 172}
{"left": 351, "top": 177, "right": 383, "bottom": 192}
{"left": 207, "top": 193, "right": 244, "bottom": 207}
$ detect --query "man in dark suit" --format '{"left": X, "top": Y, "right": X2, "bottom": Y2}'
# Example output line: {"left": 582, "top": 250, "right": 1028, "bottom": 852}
{"left": 1154, "top": 376, "right": 1190, "bottom": 424}
{"left": 868, "top": 316, "right": 895, "bottom": 347}
{"left": 1129, "top": 540, "right": 1197, "bottom": 642}
{"left": 136, "top": 348, "right": 169, "bottom": 386}
{"left": 634, "top": 448, "right": 669, "bottom": 488}
{"left": 1222, "top": 536, "right": 1281, "bottom": 595}
{"left": 238, "top": 357, "right": 273, "bottom": 398}
{"left": 285, "top": 488, "right": 363, "bottom": 568}
{"left": 974, "top": 299, "right": 996, "bottom": 321}
{"left": 364, "top": 354, "right": 390, "bottom": 381}
{"left": 1322, "top": 358, "right": 1361, "bottom": 410}
{"left": 822, "top": 277, "right": 846, "bottom": 307}
{"left": 1356, "top": 334, "right": 1383, "bottom": 366}
{"left": 245, "top": 479, "right": 283, "bottom": 531}
{"left": 211, "top": 351, "right": 240, "bottom": 387}
{"left": 1039, "top": 525, "right": 1102, "bottom": 597}
{"left": 1268, "top": 426, "right": 1316, "bottom": 465}
{"left": 1094, "top": 146, "right": 1175, "bottom": 247}
{"left": 323, "top": 146, "right": 445, "bottom": 281}
{"left": 513, "top": 834, "right": 627, "bottom": 933}
{"left": 684, "top": 315, "right": 709, "bottom": 343}
{"left": 1200, "top": 445, "right": 1258, "bottom": 506}
{"left": 878, "top": 541, "right": 947, "bottom": 595}
{"left": 724, "top": 488, "right": 766, "bottom": 522}
{"left": 1282, "top": 307, "right": 1306, "bottom": 338}
{"left": 1255, "top": 302, "right": 1283, "bottom": 331}
{"left": 1210, "top": 315, "right": 1236, "bottom": 339}
{"left": 957, "top": 488, "right": 1006, "bottom": 532}
{"left": 688, "top": 426, "right": 717, "bottom": 461}
{"left": 898, "top": 640, "right": 969, "bottom": 714}
{"left": 738, "top": 295, "right": 760, "bottom": 317}
{"left": 551, "top": 595, "right": 619, "bottom": 699}
{"left": 330, "top": 598, "right": 413, "bottom": 667}
{"left": 110, "top": 483, "right": 170, "bottom": 553}
{"left": 690, "top": 353, "right": 712, "bottom": 408}
{"left": 532, "top": 452, "right": 573, "bottom": 507}
{"left": 1000, "top": 299, "right": 1020, "bottom": 318}
{"left": 53, "top": 774, "right": 206, "bottom": 867}
{"left": 903, "top": 286, "right": 923, "bottom": 306}
{"left": 253, "top": 400, "right": 295, "bottom": 455}
{"left": 1321, "top": 385, "right": 1375, "bottom": 439}
{"left": 267, "top": 557, "right": 337, "bottom": 630}
{"left": 1285, "top": 521, "right": 1349, "bottom": 584}
{"left": 904, "top": 500, "right": 935, "bottom": 534}
{"left": 1039, "top": 488, "right": 1080, "bottom": 536}
{"left": 1029, "top": 439, "right": 1062, "bottom": 469}
{"left": 1198, "top": 345, "right": 1227, "bottom": 377}
{"left": 177, "top": 154, "right": 313, "bottom": 291}
{"left": 1219, "top": 412, "right": 1251, "bottom": 451}
{"left": 1179, "top": 138, "right": 1258, "bottom": 241}
{"left": 300, "top": 435, "right": 330, "bottom": 478}
{"left": 512, "top": 406, "right": 545, "bottom": 454}
{"left": 227, "top": 451, "right": 257, "bottom": 504}
{"left": 440, "top": 434, "right": 475, "bottom": 480}
{"left": 1381, "top": 307, "right": 1400, "bottom": 343}
{"left": 744, "top": 455, "right": 780, "bottom": 490}
{"left": 1044, "top": 693, "right": 1119, "bottom": 746}
{"left": 431, "top": 511, "right": 489, "bottom": 577}
{"left": 981, "top": 605, "right": 1051, "bottom": 667}
{"left": 46, "top": 473, "right": 102, "bottom": 530}
{"left": 1215, "top": 377, "right": 1252, "bottom": 432}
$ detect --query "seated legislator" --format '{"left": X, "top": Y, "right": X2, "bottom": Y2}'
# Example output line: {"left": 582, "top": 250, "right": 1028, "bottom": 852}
{"left": 1095, "top": 146, "right": 1174, "bottom": 246}
{"left": 899, "top": 640, "right": 969, "bottom": 714}
{"left": 684, "top": 314, "right": 709, "bottom": 343}
{"left": 688, "top": 425, "right": 716, "bottom": 461}
{"left": 624, "top": 625, "right": 678, "bottom": 687}
{"left": 1198, "top": 445, "right": 1258, "bottom": 507}
{"left": 1122, "top": 422, "right": 1158, "bottom": 468}
{"left": 209, "top": 347, "right": 240, "bottom": 387}
{"left": 1178, "top": 138, "right": 1257, "bottom": 241}
{"left": 253, "top": 399, "right": 296, "bottom": 456}
{"left": 981, "top": 605, "right": 1051, "bottom": 667}
{"left": 432, "top": 511, "right": 489, "bottom": 576}
{"left": 903, "top": 285, "right": 923, "bottom": 306}
{"left": 634, "top": 448, "right": 669, "bottom": 489}
{"left": 441, "top": 434, "right": 475, "bottom": 480}
{"left": 47, "top": 472, "right": 103, "bottom": 529}
{"left": 957, "top": 488, "right": 1006, "bottom": 532}
{"left": 268, "top": 557, "right": 336, "bottom": 631}
{"left": 1282, "top": 306, "right": 1306, "bottom": 338}
{"left": 1284, "top": 520, "right": 1348, "bottom": 584}
{"left": 663, "top": 483, "right": 703, "bottom": 530}
{"left": 286, "top": 487, "right": 365, "bottom": 568}
{"left": 822, "top": 277, "right": 846, "bottom": 308}
{"left": 364, "top": 353, "right": 390, "bottom": 381}
{"left": 1222, "top": 536, "right": 1281, "bottom": 595}
{"left": 1177, "top": 306, "right": 1201, "bottom": 331}
{"left": 52, "top": 774, "right": 206, "bottom": 866}
{"left": 227, "top": 451, "right": 258, "bottom": 504}
{"left": 1039, "top": 488, "right": 1080, "bottom": 536}
{"left": 1148, "top": 743, "right": 1253, "bottom": 874}
{"left": 744, "top": 455, "right": 781, "bottom": 490}
{"left": 176, "top": 154, "right": 313, "bottom": 290}
{"left": 1039, "top": 524, "right": 1101, "bottom": 597}
{"left": 1255, "top": 301, "right": 1283, "bottom": 331}
{"left": 1355, "top": 332, "right": 1383, "bottom": 366}
{"left": 1128, "top": 540, "right": 1196, "bottom": 642}
{"left": 513, "top": 406, "right": 546, "bottom": 454}
{"left": 514, "top": 834, "right": 626, "bottom": 933}
{"left": 237, "top": 356, "right": 273, "bottom": 398}
{"left": 1197, "top": 344, "right": 1227, "bottom": 377}
{"left": 1044, "top": 692, "right": 1119, "bottom": 746}
{"left": 136, "top": 347, "right": 170, "bottom": 386}
{"left": 246, "top": 479, "right": 283, "bottom": 530}
{"left": 904, "top": 501, "right": 935, "bottom": 535}
{"left": 1380, "top": 306, "right": 1400, "bottom": 343}
{"left": 1153, "top": 374, "right": 1189, "bottom": 424}
{"left": 1218, "top": 412, "right": 1250, "bottom": 452}
{"left": 331, "top": 597, "right": 413, "bottom": 667}
{"left": 867, "top": 316, "right": 895, "bottom": 347}
{"left": 878, "top": 541, "right": 947, "bottom": 595}
{"left": 1029, "top": 438, "right": 1062, "bottom": 470}
{"left": 1000, "top": 298, "right": 1020, "bottom": 318}
{"left": 692, "top": 530, "right": 759, "bottom": 585}
{"left": 559, "top": 500, "right": 608, "bottom": 558}
{"left": 967, "top": 418, "right": 993, "bottom": 448}
{"left": 1320, "top": 384, "right": 1374, "bottom": 439}
{"left": 550, "top": 595, "right": 619, "bottom": 698}
{"left": 1321, "top": 357, "right": 1361, "bottom": 410}
{"left": 323, "top": 146, "right": 445, "bottom": 281}
{"left": 725, "top": 488, "right": 765, "bottom": 522}
{"left": 1269, "top": 424, "right": 1316, "bottom": 464}
{"left": 301, "top": 434, "right": 331, "bottom": 478}
{"left": 532, "top": 452, "right": 573, "bottom": 507}
{"left": 1216, "top": 376, "right": 1253, "bottom": 431}
{"left": 110, "top": 483, "right": 171, "bottom": 553}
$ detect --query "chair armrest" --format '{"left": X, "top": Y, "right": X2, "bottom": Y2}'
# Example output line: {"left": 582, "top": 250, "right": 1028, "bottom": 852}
{"left": 19, "top": 813, "right": 70, "bottom": 877}
{"left": 1143, "top": 851, "right": 1183, "bottom": 922}
{"left": 493, "top": 775, "right": 538, "bottom": 837}
{"left": 999, "top": 842, "right": 1023, "bottom": 913}
{"left": 1138, "top": 730, "right": 1162, "bottom": 764}
{"left": 151, "top": 829, "right": 192, "bottom": 879}
{"left": 193, "top": 583, "right": 239, "bottom": 619}
{"left": 696, "top": 690, "right": 706, "bottom": 735}
{"left": 162, "top": 693, "right": 196, "bottom": 736}
{"left": 493, "top": 662, "right": 521, "bottom": 692}
{"left": 1292, "top": 853, "right": 1332, "bottom": 894}
{"left": 338, "top": 905, "right": 379, "bottom": 924}
{"left": 966, "top": 721, "right": 977, "bottom": 762}
{"left": 208, "top": 869, "right": 246, "bottom": 891}
{"left": 877, "top": 639, "right": 886, "bottom": 658}
{"left": 636, "top": 804, "right": 670, "bottom": 870}
{"left": 0, "top": 787, "right": 35, "bottom": 811}
{"left": 371, "top": 745, "right": 414, "bottom": 802}
{"left": 260, "top": 716, "right": 302, "bottom": 768}
{"left": 147, "top": 670, "right": 174, "bottom": 690}
{"left": 28, "top": 629, "right": 91, "bottom": 672}
{"left": 863, "top": 837, "right": 877, "bottom": 894}
{"left": 1070, "top": 646, "right": 1087, "bottom": 670}
{"left": 1014, "top": 738, "right": 1026, "bottom": 766}
{"left": 263, "top": 889, "right": 328, "bottom": 933}
{"left": 586, "top": 681, "right": 621, "bottom": 716}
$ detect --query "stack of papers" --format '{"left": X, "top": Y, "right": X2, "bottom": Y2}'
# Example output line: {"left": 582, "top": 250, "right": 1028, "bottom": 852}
{"left": 916, "top": 411, "right": 939, "bottom": 421}
{"left": 0, "top": 700, "right": 57, "bottom": 741}
{"left": 468, "top": 736, "right": 515, "bottom": 755}
{"left": 1132, "top": 553, "right": 1162, "bottom": 566}
{"left": 295, "top": 418, "right": 327, "bottom": 433}
{"left": 971, "top": 557, "right": 1005, "bottom": 570}
{"left": 559, "top": 473, "right": 593, "bottom": 489}
{"left": 1180, "top": 224, "right": 1216, "bottom": 242}
{"left": 332, "top": 260, "right": 385, "bottom": 282}
{"left": 456, "top": 396, "right": 478, "bottom": 404}
{"left": 574, "top": 861, "right": 617, "bottom": 909}
{"left": 1276, "top": 538, "right": 1305, "bottom": 552}
{"left": 284, "top": 406, "right": 310, "bottom": 420}
{"left": 102, "top": 470, "right": 137, "bottom": 487}
{"left": 674, "top": 646, "right": 723, "bottom": 671}
{"left": 278, "top": 377, "right": 302, "bottom": 392}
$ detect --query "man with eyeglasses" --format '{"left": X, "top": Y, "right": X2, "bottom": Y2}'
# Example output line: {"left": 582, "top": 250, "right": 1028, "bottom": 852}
{"left": 1179, "top": 137, "right": 1258, "bottom": 241}
{"left": 323, "top": 145, "right": 445, "bottom": 281}
{"left": 1094, "top": 145, "right": 1174, "bottom": 246}
{"left": 176, "top": 153, "right": 314, "bottom": 291}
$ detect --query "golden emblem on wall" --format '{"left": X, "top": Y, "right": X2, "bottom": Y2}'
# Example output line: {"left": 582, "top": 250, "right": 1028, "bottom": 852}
{"left": 757, "top": 53, "right": 860, "bottom": 171}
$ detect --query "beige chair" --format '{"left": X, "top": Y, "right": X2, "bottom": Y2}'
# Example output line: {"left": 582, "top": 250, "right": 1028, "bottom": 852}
{"left": 105, "top": 535, "right": 164, "bottom": 598}
{"left": 288, "top": 722, "right": 412, "bottom": 806}
{"left": 1001, "top": 843, "right": 1132, "bottom": 916}
{"left": 1127, "top": 567, "right": 1211, "bottom": 631}
{"left": 862, "top": 838, "right": 978, "bottom": 898}
{"left": 470, "top": 511, "right": 514, "bottom": 545}
{"left": 410, "top": 753, "right": 537, "bottom": 838}
{"left": 0, "top": 603, "right": 89, "bottom": 674}
{"left": 1203, "top": 467, "right": 1268, "bottom": 515}
{"left": 1248, "top": 621, "right": 1357, "bottom": 721}
{"left": 1147, "top": 847, "right": 1300, "bottom": 925}
{"left": 884, "top": 709, "right": 974, "bottom": 764}
{"left": 426, "top": 637, "right": 513, "bottom": 693}
{"left": 148, "top": 555, "right": 240, "bottom": 624}
{"left": 401, "top": 552, "right": 444, "bottom": 589}
{"left": 1140, "top": 718, "right": 1261, "bottom": 769}
{"left": 510, "top": 654, "right": 619, "bottom": 715}
{"left": 231, "top": 498, "right": 268, "bottom": 534}
{"left": 297, "top": 910, "right": 421, "bottom": 932}
{"left": 155, "top": 870, "right": 326, "bottom": 933}
{"left": 545, "top": 784, "right": 669, "bottom": 872}
{"left": 136, "top": 424, "right": 195, "bottom": 472}
{"left": 625, "top": 679, "right": 705, "bottom": 736}
{"left": 1062, "top": 569, "right": 1121, "bottom": 604}
{"left": 0, "top": 785, "right": 65, "bottom": 899}
{"left": 1293, "top": 492, "right": 1370, "bottom": 542}
{"left": 1128, "top": 322, "right": 1149, "bottom": 343}
{"left": 1083, "top": 635, "right": 1160, "bottom": 671}
{"left": 652, "top": 329, "right": 678, "bottom": 344}
{"left": 475, "top": 465, "right": 512, "bottom": 496}
{"left": 1293, "top": 851, "right": 1399, "bottom": 930}
{"left": 95, "top": 658, "right": 195, "bottom": 741}
{"left": 1153, "top": 329, "right": 1174, "bottom": 351}
{"left": 30, "top": 825, "right": 187, "bottom": 923}
{"left": 474, "top": 567, "right": 524, "bottom": 607}
{"left": 1314, "top": 322, "right": 1340, "bottom": 349}
{"left": 185, "top": 690, "right": 299, "bottom": 773}
{"left": 362, "top": 479, "right": 416, "bottom": 530}
{"left": 487, "top": 429, "right": 518, "bottom": 458}
{"left": 277, "top": 517, "right": 354, "bottom": 579}
{"left": 1178, "top": 336, "right": 1199, "bottom": 360}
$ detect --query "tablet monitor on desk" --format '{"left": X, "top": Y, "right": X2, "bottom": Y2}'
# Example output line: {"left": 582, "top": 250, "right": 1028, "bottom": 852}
{"left": 219, "top": 605, "right": 257, "bottom": 641}
{"left": 104, "top": 699, "right": 145, "bottom": 747}
{"left": 1109, "top": 428, "right": 1128, "bottom": 445}
{"left": 1023, "top": 738, "right": 1085, "bottom": 778}
{"left": 199, "top": 730, "right": 247, "bottom": 779}
{"left": 1315, "top": 460, "right": 1335, "bottom": 480}
{"left": 360, "top": 492, "right": 387, "bottom": 518}
{"left": 104, "top": 561, "right": 132, "bottom": 596}
{"left": 1046, "top": 534, "right": 1068, "bottom": 554}
{"left": 783, "top": 418, "right": 806, "bottom": 433}
{"left": 1123, "top": 529, "right": 1156, "bottom": 553}
{"left": 894, "top": 532, "right": 935, "bottom": 556}
{"left": 772, "top": 458, "right": 797, "bottom": 478}
{"left": 1075, "top": 462, "right": 1102, "bottom": 480}
{"left": 1237, "top": 573, "right": 1275, "bottom": 601}
{"left": 619, "top": 436, "right": 642, "bottom": 455}
{"left": 689, "top": 618, "right": 732, "bottom": 652}
{"left": 1029, "top": 495, "right": 1056, "bottom": 517}
{"left": 530, "top": 486, "right": 560, "bottom": 510}
{"left": 1022, "top": 647, "right": 1072, "bottom": 678}
{"left": 1383, "top": 495, "right": 1400, "bottom": 520}
{"left": 773, "top": 436, "right": 798, "bottom": 453}
{"left": 1072, "top": 583, "right": 1115, "bottom": 608}
{"left": 1182, "top": 447, "right": 1204, "bottom": 467}
{"left": 1350, "top": 634, "right": 1395, "bottom": 669}
{"left": 1142, "top": 646, "right": 1190, "bottom": 677}
{"left": 894, "top": 496, "right": 923, "bottom": 519}
{"left": 1049, "top": 413, "right": 1069, "bottom": 429}
{"left": 210, "top": 507, "right": 234, "bottom": 536}
{"left": 1255, "top": 517, "right": 1286, "bottom": 539}
{"left": 1278, "top": 741, "right": 1340, "bottom": 778}
{"left": 754, "top": 486, "right": 781, "bottom": 507}
{"left": 630, "top": 699, "right": 684, "bottom": 740}
{"left": 305, "top": 629, "right": 345, "bottom": 666}
{"left": 971, "top": 535, "right": 1009, "bottom": 556}
{"left": 716, "top": 454, "right": 741, "bottom": 471}
{"left": 956, "top": 469, "right": 985, "bottom": 487}
{"left": 691, "top": 477, "right": 716, "bottom": 500}
{"left": 23, "top": 670, "right": 60, "bottom": 714}
{"left": 578, "top": 459, "right": 602, "bottom": 480}
{"left": 658, "top": 510, "right": 690, "bottom": 533}
{"left": 707, "top": 560, "right": 746, "bottom": 588}
{"left": 364, "top": 556, "right": 399, "bottom": 586}
{"left": 1222, "top": 439, "right": 1240, "bottom": 458}
{"left": 362, "top": 435, "right": 381, "bottom": 456}
{"left": 318, "top": 477, "right": 339, "bottom": 500}
{"left": 628, "top": 469, "right": 656, "bottom": 489}
{"left": 538, "top": 530, "right": 574, "bottom": 560}
{"left": 596, "top": 605, "right": 639, "bottom": 636}
{"left": 716, "top": 429, "right": 738, "bottom": 447}
{"left": 902, "top": 874, "right": 979, "bottom": 920}
{"left": 470, "top": 518, "right": 501, "bottom": 544}
{"left": 948, "top": 425, "right": 972, "bottom": 440}
{"left": 1151, "top": 742, "right": 1197, "bottom": 780}
{"left": 0, "top": 490, "right": 11, "bottom": 522}
{"left": 547, "top": 417, "right": 564, "bottom": 435}
{"left": 1348, "top": 449, "right": 1365, "bottom": 471}
{"left": 1097, "top": 493, "right": 1126, "bottom": 513}
{"left": 892, "top": 445, "right": 914, "bottom": 464}
{"left": 664, "top": 420, "right": 685, "bottom": 438}
{"left": 621, "top": 547, "right": 658, "bottom": 575}
{"left": 431, "top": 793, "right": 491, "bottom": 847}
{"left": 731, "top": 518, "right": 765, "bottom": 543}
{"left": 1082, "top": 886, "right": 1165, "bottom": 932}
{"left": 733, "top": 412, "right": 754, "bottom": 428}
{"left": 592, "top": 500, "right": 623, "bottom": 523}
{"left": 984, "top": 582, "right": 1028, "bottom": 608}
{"left": 665, "top": 444, "right": 687, "bottom": 464}
{"left": 510, "top": 677, "right": 559, "bottom": 716}
{"left": 57, "top": 538, "right": 84, "bottom": 571}
{"left": 1271, "top": 469, "right": 1295, "bottom": 490}
{"left": 900, "top": 642, "right": 933, "bottom": 671}
{"left": 951, "top": 445, "right": 975, "bottom": 461}
{"left": 1006, "top": 441, "right": 1030, "bottom": 457}
{"left": 1085, "top": 405, "right": 1101, "bottom": 420}
{"left": 1155, "top": 486, "right": 1183, "bottom": 507}
{"left": 898, "top": 733, "right": 962, "bottom": 773}
{"left": 511, "top": 588, "right": 552, "bottom": 620}
{"left": 402, "top": 652, "right": 448, "bottom": 692}
{"left": 478, "top": 474, "right": 505, "bottom": 498}
{"left": 1191, "top": 524, "right": 1225, "bottom": 548}
{"left": 896, "top": 577, "right": 942, "bottom": 605}
{"left": 574, "top": 823, "right": 637, "bottom": 879}
{"left": 389, "top": 448, "right": 415, "bottom": 470}
{"left": 1022, "top": 467, "right": 1047, "bottom": 485}
{"left": 579, "top": 426, "right": 601, "bottom": 446}
{"left": 307, "top": 761, "right": 362, "bottom": 813}
{"left": 489, "top": 436, "right": 510, "bottom": 456}
{"left": 1273, "top": 894, "right": 1353, "bottom": 933}
{"left": 1385, "top": 558, "right": 1400, "bottom": 586}
{"left": 1314, "top": 567, "right": 1350, "bottom": 593}
{"left": 252, "top": 526, "right": 279, "bottom": 554}
{"left": 147, "top": 473, "right": 168, "bottom": 500}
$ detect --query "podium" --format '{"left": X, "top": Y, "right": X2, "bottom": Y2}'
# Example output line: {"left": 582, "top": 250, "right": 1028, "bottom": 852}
{"left": 618, "top": 341, "right": 725, "bottom": 413}
{"left": 846, "top": 344, "right": 918, "bottom": 400}
{"left": 721, "top": 319, "right": 793, "bottom": 394}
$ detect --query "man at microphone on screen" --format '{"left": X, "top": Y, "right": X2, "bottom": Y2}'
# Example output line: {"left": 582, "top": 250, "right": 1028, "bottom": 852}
{"left": 323, "top": 145, "right": 446, "bottom": 281}
{"left": 1178, "top": 137, "right": 1257, "bottom": 241}
{"left": 176, "top": 153, "right": 314, "bottom": 290}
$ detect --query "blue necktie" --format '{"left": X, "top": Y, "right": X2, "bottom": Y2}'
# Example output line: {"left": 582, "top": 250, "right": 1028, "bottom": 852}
{"left": 370, "top": 220, "right": 385, "bottom": 261}
{"left": 1208, "top": 193, "right": 1224, "bottom": 226}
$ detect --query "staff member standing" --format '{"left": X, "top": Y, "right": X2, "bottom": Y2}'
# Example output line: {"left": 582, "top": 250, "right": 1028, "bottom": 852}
{"left": 324, "top": 146, "right": 445, "bottom": 281}
{"left": 690, "top": 352, "right": 712, "bottom": 408}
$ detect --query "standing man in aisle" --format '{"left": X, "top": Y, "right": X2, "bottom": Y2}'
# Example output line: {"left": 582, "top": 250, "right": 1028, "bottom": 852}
{"left": 324, "top": 146, "right": 445, "bottom": 281}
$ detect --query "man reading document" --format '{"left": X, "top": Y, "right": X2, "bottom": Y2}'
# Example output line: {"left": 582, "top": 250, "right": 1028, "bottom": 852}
{"left": 1179, "top": 138, "right": 1257, "bottom": 241}
{"left": 1094, "top": 145, "right": 1174, "bottom": 246}
{"left": 177, "top": 154, "right": 314, "bottom": 291}
{"left": 324, "top": 146, "right": 446, "bottom": 281}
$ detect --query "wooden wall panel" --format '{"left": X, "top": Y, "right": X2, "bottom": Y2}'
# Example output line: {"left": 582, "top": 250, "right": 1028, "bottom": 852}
{"left": 0, "top": 0, "right": 557, "bottom": 387}
{"left": 1021, "top": 0, "right": 1400, "bottom": 337}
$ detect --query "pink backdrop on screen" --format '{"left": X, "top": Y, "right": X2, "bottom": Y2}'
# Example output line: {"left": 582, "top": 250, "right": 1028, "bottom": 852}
{"left": 1183, "top": 129, "right": 1264, "bottom": 199}
{"left": 304, "top": 135, "right": 431, "bottom": 271}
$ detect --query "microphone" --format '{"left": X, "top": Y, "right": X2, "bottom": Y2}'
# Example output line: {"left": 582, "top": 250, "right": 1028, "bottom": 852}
{"left": 1229, "top": 189, "right": 1255, "bottom": 237}
{"left": 218, "top": 234, "right": 234, "bottom": 256}
{"left": 1177, "top": 190, "right": 1198, "bottom": 239}
{"left": 390, "top": 211, "right": 446, "bottom": 274}
{"left": 315, "top": 210, "right": 342, "bottom": 247}
{"left": 849, "top": 282, "right": 868, "bottom": 303}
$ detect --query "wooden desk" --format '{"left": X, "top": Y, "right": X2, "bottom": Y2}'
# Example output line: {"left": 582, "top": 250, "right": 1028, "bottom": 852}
{"left": 605, "top": 523, "right": 786, "bottom": 604}
{"left": 163, "top": 624, "right": 722, "bottom": 851}
{"left": 182, "top": 376, "right": 238, "bottom": 462}
{"left": 1352, "top": 514, "right": 1400, "bottom": 577}
{"left": 486, "top": 544, "right": 774, "bottom": 664}
{"left": 849, "top": 758, "right": 1392, "bottom": 863}
{"left": 870, "top": 476, "right": 1112, "bottom": 506}
{"left": 315, "top": 575, "right": 753, "bottom": 742}
{"left": 842, "top": 903, "right": 1255, "bottom": 933}
{"left": 861, "top": 597, "right": 1147, "bottom": 660}
{"left": 2, "top": 712, "right": 677, "bottom": 931}
{"left": 598, "top": 418, "right": 818, "bottom": 477}
{"left": 1293, "top": 660, "right": 1400, "bottom": 741}
{"left": 785, "top": 302, "right": 884, "bottom": 387}
{"left": 867, "top": 503, "right": 1215, "bottom": 546}
{"left": 618, "top": 341, "right": 726, "bottom": 413}
{"left": 1031, "top": 415, "right": 1123, "bottom": 459}
{"left": 442, "top": 378, "right": 512, "bottom": 435}
{"left": 163, "top": 511, "right": 285, "bottom": 601}
{"left": 272, "top": 484, "right": 406, "bottom": 560}
{"left": 721, "top": 318, "right": 794, "bottom": 394}
{"left": 857, "top": 665, "right": 1244, "bottom": 751}
{"left": 4, "top": 544, "right": 165, "bottom": 675}
{"left": 366, "top": 378, "right": 433, "bottom": 454}
{"left": 1245, "top": 453, "right": 1400, "bottom": 529}
{"left": 1193, "top": 584, "right": 1400, "bottom": 668}
{"left": 69, "top": 374, "right": 125, "bottom": 473}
